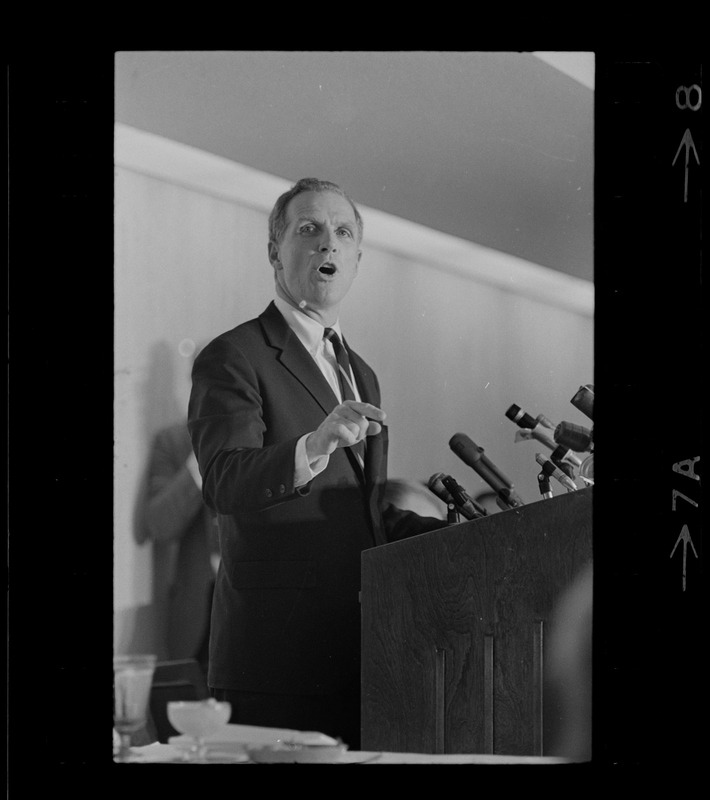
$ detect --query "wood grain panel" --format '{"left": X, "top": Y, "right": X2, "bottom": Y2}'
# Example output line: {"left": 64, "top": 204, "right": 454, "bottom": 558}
{"left": 361, "top": 488, "right": 592, "bottom": 755}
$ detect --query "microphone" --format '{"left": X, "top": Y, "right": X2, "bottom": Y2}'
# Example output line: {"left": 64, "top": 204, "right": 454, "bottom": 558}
{"left": 427, "top": 473, "right": 486, "bottom": 520}
{"left": 448, "top": 433, "right": 525, "bottom": 509}
{"left": 427, "top": 472, "right": 458, "bottom": 523}
{"left": 505, "top": 404, "right": 582, "bottom": 468}
{"left": 554, "top": 421, "right": 593, "bottom": 453}
{"left": 440, "top": 475, "right": 487, "bottom": 519}
{"left": 535, "top": 453, "right": 578, "bottom": 493}
{"left": 427, "top": 473, "right": 459, "bottom": 524}
{"left": 550, "top": 445, "right": 577, "bottom": 480}
{"left": 570, "top": 384, "right": 594, "bottom": 421}
{"left": 427, "top": 472, "right": 455, "bottom": 503}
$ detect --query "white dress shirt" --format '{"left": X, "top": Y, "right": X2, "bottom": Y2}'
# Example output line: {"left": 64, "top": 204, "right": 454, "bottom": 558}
{"left": 273, "top": 297, "right": 362, "bottom": 488}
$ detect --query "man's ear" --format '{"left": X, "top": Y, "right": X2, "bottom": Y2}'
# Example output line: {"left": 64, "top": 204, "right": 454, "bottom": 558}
{"left": 268, "top": 241, "right": 281, "bottom": 269}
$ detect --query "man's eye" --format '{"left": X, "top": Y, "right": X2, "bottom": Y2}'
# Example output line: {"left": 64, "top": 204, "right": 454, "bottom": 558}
{"left": 337, "top": 228, "right": 353, "bottom": 238}
{"left": 299, "top": 224, "right": 316, "bottom": 234}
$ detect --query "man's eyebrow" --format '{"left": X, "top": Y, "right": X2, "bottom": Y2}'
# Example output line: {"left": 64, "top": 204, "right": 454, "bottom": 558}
{"left": 294, "top": 215, "right": 319, "bottom": 226}
{"left": 294, "top": 215, "right": 355, "bottom": 229}
{"left": 332, "top": 218, "right": 356, "bottom": 233}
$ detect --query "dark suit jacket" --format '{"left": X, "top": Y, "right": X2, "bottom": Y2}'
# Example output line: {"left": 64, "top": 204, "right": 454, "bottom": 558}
{"left": 143, "top": 422, "right": 218, "bottom": 660}
{"left": 188, "top": 301, "right": 445, "bottom": 695}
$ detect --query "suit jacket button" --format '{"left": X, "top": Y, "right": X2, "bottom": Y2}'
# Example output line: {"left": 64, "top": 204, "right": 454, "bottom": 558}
{"left": 265, "top": 488, "right": 273, "bottom": 498}
{"left": 279, "top": 484, "right": 286, "bottom": 494}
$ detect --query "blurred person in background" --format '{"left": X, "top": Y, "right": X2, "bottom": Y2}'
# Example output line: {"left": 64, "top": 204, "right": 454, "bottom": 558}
{"left": 384, "top": 478, "right": 448, "bottom": 521}
{"left": 141, "top": 419, "right": 220, "bottom": 677}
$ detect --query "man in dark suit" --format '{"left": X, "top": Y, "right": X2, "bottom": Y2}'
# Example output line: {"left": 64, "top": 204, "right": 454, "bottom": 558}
{"left": 188, "top": 177, "right": 446, "bottom": 749}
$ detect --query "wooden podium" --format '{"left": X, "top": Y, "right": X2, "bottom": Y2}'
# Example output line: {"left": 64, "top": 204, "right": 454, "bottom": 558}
{"left": 360, "top": 488, "right": 592, "bottom": 755}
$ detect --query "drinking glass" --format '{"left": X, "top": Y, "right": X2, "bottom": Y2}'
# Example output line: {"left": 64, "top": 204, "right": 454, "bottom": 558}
{"left": 113, "top": 654, "right": 157, "bottom": 762}
{"left": 167, "top": 699, "right": 232, "bottom": 762}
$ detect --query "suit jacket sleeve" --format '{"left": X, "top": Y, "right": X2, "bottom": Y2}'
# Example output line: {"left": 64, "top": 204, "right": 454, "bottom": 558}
{"left": 188, "top": 333, "right": 307, "bottom": 516}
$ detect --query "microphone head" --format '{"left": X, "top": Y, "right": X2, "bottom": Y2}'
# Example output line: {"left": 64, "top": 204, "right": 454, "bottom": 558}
{"left": 570, "top": 384, "right": 594, "bottom": 420}
{"left": 427, "top": 473, "right": 454, "bottom": 503}
{"left": 441, "top": 474, "right": 466, "bottom": 503}
{"left": 449, "top": 432, "right": 482, "bottom": 460}
{"left": 554, "top": 421, "right": 593, "bottom": 452}
{"left": 434, "top": 473, "right": 486, "bottom": 520}
{"left": 505, "top": 404, "right": 537, "bottom": 429}
{"left": 427, "top": 472, "right": 446, "bottom": 489}
{"left": 505, "top": 404, "right": 522, "bottom": 422}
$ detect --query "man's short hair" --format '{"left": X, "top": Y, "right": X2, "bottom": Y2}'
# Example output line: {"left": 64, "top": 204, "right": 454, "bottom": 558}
{"left": 268, "top": 177, "right": 364, "bottom": 245}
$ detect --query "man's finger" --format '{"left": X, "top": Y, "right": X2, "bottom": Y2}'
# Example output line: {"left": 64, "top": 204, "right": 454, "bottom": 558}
{"left": 341, "top": 400, "right": 386, "bottom": 422}
{"left": 366, "top": 420, "right": 383, "bottom": 437}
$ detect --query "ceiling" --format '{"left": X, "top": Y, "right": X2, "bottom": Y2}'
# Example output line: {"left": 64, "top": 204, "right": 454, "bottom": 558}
{"left": 115, "top": 51, "right": 594, "bottom": 283}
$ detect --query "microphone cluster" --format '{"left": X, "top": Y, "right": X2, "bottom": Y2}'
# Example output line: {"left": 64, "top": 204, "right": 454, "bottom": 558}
{"left": 502, "top": 384, "right": 595, "bottom": 493}
{"left": 430, "top": 383, "right": 594, "bottom": 521}
{"left": 554, "top": 384, "right": 594, "bottom": 484}
{"left": 505, "top": 404, "right": 582, "bottom": 470}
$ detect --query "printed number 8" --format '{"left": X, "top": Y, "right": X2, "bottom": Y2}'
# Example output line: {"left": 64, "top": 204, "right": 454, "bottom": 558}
{"left": 675, "top": 85, "right": 702, "bottom": 111}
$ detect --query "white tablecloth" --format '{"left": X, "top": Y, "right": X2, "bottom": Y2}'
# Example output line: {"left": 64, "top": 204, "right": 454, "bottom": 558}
{"left": 122, "top": 742, "right": 573, "bottom": 765}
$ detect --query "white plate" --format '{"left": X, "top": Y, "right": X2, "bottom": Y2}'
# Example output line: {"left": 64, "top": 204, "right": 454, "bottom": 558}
{"left": 169, "top": 724, "right": 339, "bottom": 754}
{"left": 246, "top": 743, "right": 348, "bottom": 764}
{"left": 194, "top": 750, "right": 250, "bottom": 764}
{"left": 172, "top": 748, "right": 250, "bottom": 764}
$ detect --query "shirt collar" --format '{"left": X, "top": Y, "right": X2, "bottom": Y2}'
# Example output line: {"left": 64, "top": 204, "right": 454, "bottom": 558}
{"left": 273, "top": 296, "right": 343, "bottom": 354}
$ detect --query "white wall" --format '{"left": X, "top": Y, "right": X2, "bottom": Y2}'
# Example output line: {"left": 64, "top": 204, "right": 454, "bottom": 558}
{"left": 114, "top": 124, "right": 594, "bottom": 656}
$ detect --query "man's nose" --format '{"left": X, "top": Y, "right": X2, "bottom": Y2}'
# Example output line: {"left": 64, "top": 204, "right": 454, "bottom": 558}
{"left": 318, "top": 230, "right": 338, "bottom": 252}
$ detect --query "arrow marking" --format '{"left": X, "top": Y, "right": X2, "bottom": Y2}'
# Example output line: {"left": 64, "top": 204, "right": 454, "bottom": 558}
{"left": 672, "top": 129, "right": 700, "bottom": 203}
{"left": 670, "top": 524, "right": 698, "bottom": 591}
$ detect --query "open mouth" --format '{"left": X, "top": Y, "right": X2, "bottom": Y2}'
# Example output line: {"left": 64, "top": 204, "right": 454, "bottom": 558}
{"left": 318, "top": 263, "right": 337, "bottom": 276}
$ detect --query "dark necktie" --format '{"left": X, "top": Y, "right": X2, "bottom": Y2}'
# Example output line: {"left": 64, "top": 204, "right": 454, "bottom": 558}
{"left": 323, "top": 328, "right": 365, "bottom": 467}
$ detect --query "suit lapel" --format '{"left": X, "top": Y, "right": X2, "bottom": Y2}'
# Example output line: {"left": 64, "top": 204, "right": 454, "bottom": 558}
{"left": 259, "top": 303, "right": 378, "bottom": 487}
{"left": 259, "top": 302, "right": 339, "bottom": 416}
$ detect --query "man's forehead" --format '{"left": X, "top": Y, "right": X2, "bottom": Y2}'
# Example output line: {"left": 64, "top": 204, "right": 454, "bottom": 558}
{"left": 287, "top": 191, "right": 357, "bottom": 224}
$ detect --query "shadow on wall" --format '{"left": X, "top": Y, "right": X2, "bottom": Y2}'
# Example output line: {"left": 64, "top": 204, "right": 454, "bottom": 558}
{"left": 141, "top": 340, "right": 184, "bottom": 440}
{"left": 132, "top": 340, "right": 184, "bottom": 543}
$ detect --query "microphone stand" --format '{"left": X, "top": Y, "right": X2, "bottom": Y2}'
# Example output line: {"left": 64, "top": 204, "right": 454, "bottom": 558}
{"left": 446, "top": 503, "right": 460, "bottom": 525}
{"left": 537, "top": 466, "right": 554, "bottom": 500}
